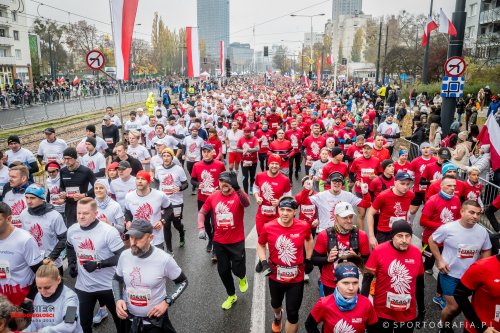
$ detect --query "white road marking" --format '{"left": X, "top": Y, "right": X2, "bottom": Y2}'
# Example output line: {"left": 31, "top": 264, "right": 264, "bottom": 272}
{"left": 246, "top": 225, "right": 267, "bottom": 333}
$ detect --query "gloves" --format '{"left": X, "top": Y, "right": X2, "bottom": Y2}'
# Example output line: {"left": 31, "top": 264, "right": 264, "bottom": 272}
{"left": 304, "top": 258, "right": 314, "bottom": 274}
{"left": 229, "top": 172, "right": 240, "bottom": 191}
{"left": 260, "top": 260, "right": 272, "bottom": 276}
{"left": 198, "top": 230, "right": 207, "bottom": 240}
{"left": 69, "top": 263, "right": 78, "bottom": 278}
{"left": 346, "top": 138, "right": 352, "bottom": 144}
{"left": 83, "top": 261, "right": 99, "bottom": 273}
{"left": 361, "top": 183, "right": 369, "bottom": 195}
{"left": 255, "top": 261, "right": 263, "bottom": 273}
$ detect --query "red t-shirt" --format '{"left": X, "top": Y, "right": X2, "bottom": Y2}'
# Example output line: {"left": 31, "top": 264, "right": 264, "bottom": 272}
{"left": 295, "top": 189, "right": 317, "bottom": 225}
{"left": 202, "top": 190, "right": 245, "bottom": 244}
{"left": 371, "top": 147, "right": 391, "bottom": 162}
{"left": 350, "top": 156, "right": 382, "bottom": 193}
{"left": 425, "top": 179, "right": 465, "bottom": 201}
{"left": 310, "top": 294, "right": 378, "bottom": 333}
{"left": 365, "top": 241, "right": 424, "bottom": 322}
{"left": 371, "top": 189, "right": 415, "bottom": 232}
{"left": 346, "top": 144, "right": 364, "bottom": 161}
{"left": 266, "top": 113, "right": 282, "bottom": 133}
{"left": 320, "top": 161, "right": 349, "bottom": 190}
{"left": 394, "top": 161, "right": 411, "bottom": 174}
{"left": 255, "top": 129, "right": 273, "bottom": 154}
{"left": 420, "top": 193, "right": 462, "bottom": 244}
{"left": 269, "top": 139, "right": 292, "bottom": 169}
{"left": 254, "top": 172, "right": 291, "bottom": 218}
{"left": 369, "top": 175, "right": 395, "bottom": 199}
{"left": 237, "top": 136, "right": 259, "bottom": 164}
{"left": 207, "top": 137, "right": 223, "bottom": 160}
{"left": 258, "top": 218, "right": 312, "bottom": 283}
{"left": 191, "top": 160, "right": 226, "bottom": 202}
{"left": 421, "top": 162, "right": 443, "bottom": 185}
{"left": 234, "top": 113, "right": 246, "bottom": 128}
{"left": 314, "top": 229, "right": 370, "bottom": 288}
{"left": 302, "top": 135, "right": 327, "bottom": 162}
{"left": 285, "top": 128, "right": 304, "bottom": 154}
{"left": 461, "top": 256, "right": 500, "bottom": 333}
{"left": 409, "top": 156, "right": 437, "bottom": 192}
{"left": 461, "top": 180, "right": 483, "bottom": 204}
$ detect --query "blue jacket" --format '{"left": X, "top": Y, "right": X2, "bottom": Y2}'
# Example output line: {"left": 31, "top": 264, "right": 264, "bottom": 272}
{"left": 487, "top": 100, "right": 500, "bottom": 117}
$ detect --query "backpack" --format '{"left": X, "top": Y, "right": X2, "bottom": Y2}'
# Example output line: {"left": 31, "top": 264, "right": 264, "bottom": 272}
{"left": 326, "top": 227, "right": 359, "bottom": 254}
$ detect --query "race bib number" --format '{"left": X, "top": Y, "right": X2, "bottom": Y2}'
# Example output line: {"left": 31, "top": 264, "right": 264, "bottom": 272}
{"left": 495, "top": 305, "right": 500, "bottom": 323}
{"left": 201, "top": 187, "right": 215, "bottom": 196}
{"left": 66, "top": 187, "right": 80, "bottom": 199}
{"left": 77, "top": 249, "right": 96, "bottom": 265}
{"left": 11, "top": 215, "right": 22, "bottom": 228}
{"left": 272, "top": 123, "right": 278, "bottom": 128}
{"left": 361, "top": 168, "right": 374, "bottom": 178}
{"left": 386, "top": 292, "right": 411, "bottom": 311}
{"left": 173, "top": 207, "right": 182, "bottom": 217}
{"left": 301, "top": 205, "right": 315, "bottom": 218}
{"left": 457, "top": 244, "right": 479, "bottom": 259}
{"left": 105, "top": 137, "right": 113, "bottom": 144}
{"left": 242, "top": 160, "right": 253, "bottom": 167}
{"left": 161, "top": 185, "right": 174, "bottom": 195}
{"left": 127, "top": 288, "right": 151, "bottom": 307}
{"left": 0, "top": 261, "right": 11, "bottom": 279}
{"left": 419, "top": 184, "right": 428, "bottom": 191}
{"left": 276, "top": 265, "right": 298, "bottom": 282}
{"left": 188, "top": 154, "right": 196, "bottom": 162}
{"left": 46, "top": 154, "right": 59, "bottom": 163}
{"left": 261, "top": 205, "right": 276, "bottom": 216}
{"left": 216, "top": 213, "right": 234, "bottom": 229}
{"left": 292, "top": 143, "right": 298, "bottom": 149}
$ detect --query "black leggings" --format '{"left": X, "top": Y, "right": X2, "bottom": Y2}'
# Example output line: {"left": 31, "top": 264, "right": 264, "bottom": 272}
{"left": 186, "top": 161, "right": 196, "bottom": 190}
{"left": 268, "top": 279, "right": 304, "bottom": 325}
{"left": 367, "top": 318, "right": 415, "bottom": 333}
{"left": 241, "top": 163, "right": 257, "bottom": 193}
{"left": 288, "top": 152, "right": 301, "bottom": 180}
{"left": 75, "top": 288, "right": 121, "bottom": 333}
{"left": 124, "top": 312, "right": 176, "bottom": 333}
{"left": 198, "top": 200, "right": 213, "bottom": 244}
{"left": 163, "top": 204, "right": 185, "bottom": 252}
{"left": 213, "top": 240, "right": 246, "bottom": 296}
{"left": 258, "top": 153, "right": 268, "bottom": 172}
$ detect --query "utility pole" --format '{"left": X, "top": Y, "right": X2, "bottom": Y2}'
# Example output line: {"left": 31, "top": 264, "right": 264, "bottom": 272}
{"left": 382, "top": 24, "right": 389, "bottom": 85}
{"left": 422, "top": 0, "right": 434, "bottom": 84}
{"left": 375, "top": 19, "right": 382, "bottom": 85}
{"left": 441, "top": 0, "right": 467, "bottom": 136}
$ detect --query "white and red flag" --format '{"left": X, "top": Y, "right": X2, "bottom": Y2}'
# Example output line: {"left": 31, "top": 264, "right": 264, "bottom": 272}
{"left": 219, "top": 40, "right": 224, "bottom": 76}
{"left": 326, "top": 55, "right": 333, "bottom": 65}
{"left": 73, "top": 76, "right": 80, "bottom": 85}
{"left": 439, "top": 8, "right": 457, "bottom": 37}
{"left": 477, "top": 114, "right": 500, "bottom": 170}
{"left": 301, "top": 71, "right": 310, "bottom": 88}
{"left": 422, "top": 16, "right": 438, "bottom": 46}
{"left": 110, "top": 0, "right": 139, "bottom": 81}
{"left": 186, "top": 27, "right": 200, "bottom": 78}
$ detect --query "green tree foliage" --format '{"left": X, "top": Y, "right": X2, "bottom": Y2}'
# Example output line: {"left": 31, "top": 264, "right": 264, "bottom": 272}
{"left": 32, "top": 19, "right": 69, "bottom": 77}
{"left": 272, "top": 45, "right": 291, "bottom": 73}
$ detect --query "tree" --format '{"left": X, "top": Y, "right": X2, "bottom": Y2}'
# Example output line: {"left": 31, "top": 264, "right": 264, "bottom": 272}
{"left": 351, "top": 28, "right": 363, "bottom": 62}
{"left": 65, "top": 20, "right": 100, "bottom": 72}
{"left": 363, "top": 18, "right": 379, "bottom": 63}
{"left": 272, "top": 45, "right": 291, "bottom": 73}
{"left": 32, "top": 19, "right": 69, "bottom": 78}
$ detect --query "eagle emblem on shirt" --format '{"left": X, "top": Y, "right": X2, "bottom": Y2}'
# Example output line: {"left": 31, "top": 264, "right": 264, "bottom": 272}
{"left": 388, "top": 259, "right": 412, "bottom": 294}
{"left": 201, "top": 170, "right": 214, "bottom": 191}
{"left": 261, "top": 182, "right": 275, "bottom": 202}
{"left": 11, "top": 200, "right": 25, "bottom": 215}
{"left": 162, "top": 174, "right": 175, "bottom": 186}
{"left": 334, "top": 319, "right": 356, "bottom": 333}
{"left": 134, "top": 203, "right": 153, "bottom": 221}
{"left": 311, "top": 142, "right": 320, "bottom": 156}
{"left": 130, "top": 267, "right": 142, "bottom": 289}
{"left": 215, "top": 202, "right": 230, "bottom": 215}
{"left": 276, "top": 235, "right": 297, "bottom": 266}
{"left": 29, "top": 223, "right": 44, "bottom": 247}
{"left": 440, "top": 207, "right": 454, "bottom": 224}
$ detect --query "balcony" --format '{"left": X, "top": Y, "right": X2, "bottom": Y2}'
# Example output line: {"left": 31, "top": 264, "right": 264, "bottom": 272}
{"left": 0, "top": 0, "right": 12, "bottom": 8}
{"left": 0, "top": 55, "right": 15, "bottom": 65}
{"left": 480, "top": 8, "right": 500, "bottom": 25}
{"left": 0, "top": 15, "right": 9, "bottom": 26}
{"left": 0, "top": 35, "right": 13, "bottom": 45}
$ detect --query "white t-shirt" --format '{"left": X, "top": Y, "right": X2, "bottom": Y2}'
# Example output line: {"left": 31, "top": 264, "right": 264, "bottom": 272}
{"left": 67, "top": 221, "right": 124, "bottom": 292}
{"left": 80, "top": 152, "right": 107, "bottom": 177}
{"left": 127, "top": 145, "right": 151, "bottom": 162}
{"left": 2, "top": 190, "right": 27, "bottom": 228}
{"left": 80, "top": 137, "right": 108, "bottom": 155}
{"left": 183, "top": 136, "right": 204, "bottom": 162}
{"left": 310, "top": 190, "right": 362, "bottom": 231}
{"left": 116, "top": 247, "right": 181, "bottom": 317}
{"left": 227, "top": 130, "right": 244, "bottom": 152}
{"left": 20, "top": 209, "right": 67, "bottom": 268}
{"left": 0, "top": 167, "right": 8, "bottom": 197}
{"left": 136, "top": 114, "right": 149, "bottom": 126}
{"left": 97, "top": 200, "right": 125, "bottom": 233}
{"left": 5, "top": 147, "right": 37, "bottom": 167}
{"left": 37, "top": 138, "right": 68, "bottom": 163}
{"left": 155, "top": 164, "right": 187, "bottom": 205}
{"left": 110, "top": 177, "right": 137, "bottom": 209}
{"left": 124, "top": 119, "right": 142, "bottom": 132}
{"left": 46, "top": 176, "right": 65, "bottom": 213}
{"left": 141, "top": 125, "right": 157, "bottom": 149}
{"left": 0, "top": 228, "right": 42, "bottom": 298}
{"left": 124, "top": 189, "right": 171, "bottom": 246}
{"left": 432, "top": 220, "right": 492, "bottom": 279}
{"left": 377, "top": 122, "right": 400, "bottom": 146}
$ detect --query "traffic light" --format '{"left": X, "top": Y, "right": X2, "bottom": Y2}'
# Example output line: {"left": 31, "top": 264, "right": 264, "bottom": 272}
{"left": 225, "top": 58, "right": 231, "bottom": 77}
{"left": 342, "top": 58, "right": 347, "bottom": 65}
{"left": 308, "top": 71, "right": 312, "bottom": 80}
{"left": 264, "top": 46, "right": 268, "bottom": 57}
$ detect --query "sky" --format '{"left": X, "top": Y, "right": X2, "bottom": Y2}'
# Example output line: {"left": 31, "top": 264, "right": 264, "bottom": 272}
{"left": 26, "top": 0, "right": 456, "bottom": 53}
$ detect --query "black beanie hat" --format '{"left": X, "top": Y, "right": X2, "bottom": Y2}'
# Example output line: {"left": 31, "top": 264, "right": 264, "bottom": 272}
{"left": 331, "top": 147, "right": 343, "bottom": 158}
{"left": 7, "top": 135, "right": 20, "bottom": 144}
{"left": 63, "top": 147, "right": 78, "bottom": 159}
{"left": 381, "top": 159, "right": 394, "bottom": 171}
{"left": 86, "top": 137, "right": 97, "bottom": 148}
{"left": 390, "top": 220, "right": 413, "bottom": 238}
{"left": 86, "top": 124, "right": 96, "bottom": 133}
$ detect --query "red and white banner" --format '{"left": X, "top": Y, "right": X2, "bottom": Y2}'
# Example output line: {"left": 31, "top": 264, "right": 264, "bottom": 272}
{"left": 219, "top": 40, "right": 224, "bottom": 76}
{"left": 422, "top": 16, "right": 438, "bottom": 46}
{"left": 186, "top": 27, "right": 200, "bottom": 78}
{"left": 301, "top": 71, "right": 310, "bottom": 88}
{"left": 110, "top": 0, "right": 139, "bottom": 81}
{"left": 477, "top": 114, "right": 500, "bottom": 170}
{"left": 326, "top": 55, "right": 333, "bottom": 65}
{"left": 439, "top": 8, "right": 457, "bottom": 37}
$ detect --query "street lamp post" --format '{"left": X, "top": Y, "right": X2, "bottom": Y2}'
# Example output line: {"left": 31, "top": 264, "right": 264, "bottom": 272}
{"left": 290, "top": 13, "right": 325, "bottom": 75}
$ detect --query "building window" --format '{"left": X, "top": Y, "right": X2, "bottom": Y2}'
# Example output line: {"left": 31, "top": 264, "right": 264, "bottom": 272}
{"left": 11, "top": 11, "right": 16, "bottom": 21}
{"left": 0, "top": 29, "right": 4, "bottom": 37}
{"left": 469, "top": 3, "right": 477, "bottom": 16}
{"left": 13, "top": 30, "right": 18, "bottom": 40}
{"left": 14, "top": 49, "right": 20, "bottom": 60}
{"left": 0, "top": 48, "right": 6, "bottom": 57}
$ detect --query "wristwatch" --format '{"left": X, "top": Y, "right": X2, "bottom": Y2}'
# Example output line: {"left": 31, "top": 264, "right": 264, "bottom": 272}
{"left": 164, "top": 296, "right": 172, "bottom": 306}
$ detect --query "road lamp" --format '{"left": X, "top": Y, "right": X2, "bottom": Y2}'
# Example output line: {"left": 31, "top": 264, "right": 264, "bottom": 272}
{"left": 290, "top": 13, "right": 325, "bottom": 75}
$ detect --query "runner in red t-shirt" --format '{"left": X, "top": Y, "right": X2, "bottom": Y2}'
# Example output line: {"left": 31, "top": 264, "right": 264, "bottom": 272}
{"left": 371, "top": 134, "right": 391, "bottom": 162}
{"left": 369, "top": 159, "right": 395, "bottom": 200}
{"left": 485, "top": 193, "right": 500, "bottom": 232}
{"left": 361, "top": 221, "right": 425, "bottom": 331}
{"left": 236, "top": 127, "right": 259, "bottom": 194}
{"left": 337, "top": 122, "right": 357, "bottom": 152}
{"left": 301, "top": 124, "right": 327, "bottom": 175}
{"left": 394, "top": 149, "right": 411, "bottom": 174}
{"left": 295, "top": 177, "right": 319, "bottom": 236}
{"left": 253, "top": 155, "right": 292, "bottom": 235}
{"left": 266, "top": 107, "right": 282, "bottom": 135}
{"left": 269, "top": 129, "right": 293, "bottom": 175}
{"left": 256, "top": 196, "right": 314, "bottom": 333}
{"left": 255, "top": 121, "right": 273, "bottom": 172}
{"left": 320, "top": 148, "right": 348, "bottom": 191}
{"left": 460, "top": 167, "right": 483, "bottom": 207}
{"left": 198, "top": 171, "right": 250, "bottom": 310}
{"left": 305, "top": 262, "right": 378, "bottom": 333}
{"left": 367, "top": 172, "right": 415, "bottom": 249}
{"left": 285, "top": 119, "right": 304, "bottom": 182}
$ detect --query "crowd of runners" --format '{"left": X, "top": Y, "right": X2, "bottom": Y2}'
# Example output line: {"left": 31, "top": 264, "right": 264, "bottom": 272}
{"left": 0, "top": 74, "right": 499, "bottom": 333}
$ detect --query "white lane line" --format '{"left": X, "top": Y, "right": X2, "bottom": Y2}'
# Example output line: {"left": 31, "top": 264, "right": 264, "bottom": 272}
{"left": 246, "top": 225, "right": 266, "bottom": 333}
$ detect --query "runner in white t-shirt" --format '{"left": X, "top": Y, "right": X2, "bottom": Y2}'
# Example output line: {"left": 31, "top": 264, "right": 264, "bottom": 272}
{"left": 37, "top": 127, "right": 67, "bottom": 164}
{"left": 109, "top": 161, "right": 136, "bottom": 209}
{"left": 80, "top": 137, "right": 106, "bottom": 179}
{"left": 127, "top": 130, "right": 152, "bottom": 166}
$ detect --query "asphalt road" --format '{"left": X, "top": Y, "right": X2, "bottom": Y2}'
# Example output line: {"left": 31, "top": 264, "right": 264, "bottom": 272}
{"left": 58, "top": 167, "right": 467, "bottom": 333}
{"left": 0, "top": 90, "right": 150, "bottom": 129}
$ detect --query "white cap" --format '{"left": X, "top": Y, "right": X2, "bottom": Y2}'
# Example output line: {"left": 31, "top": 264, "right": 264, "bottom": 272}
{"left": 334, "top": 202, "right": 356, "bottom": 217}
{"left": 136, "top": 107, "right": 144, "bottom": 112}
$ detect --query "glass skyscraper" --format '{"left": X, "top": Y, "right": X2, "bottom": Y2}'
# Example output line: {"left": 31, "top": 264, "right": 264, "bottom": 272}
{"left": 197, "top": 0, "right": 230, "bottom": 61}
{"left": 332, "top": 0, "right": 362, "bottom": 21}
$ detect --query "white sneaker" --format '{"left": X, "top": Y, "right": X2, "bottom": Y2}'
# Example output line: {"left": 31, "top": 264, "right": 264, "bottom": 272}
{"left": 92, "top": 308, "right": 108, "bottom": 324}
{"left": 304, "top": 274, "right": 310, "bottom": 283}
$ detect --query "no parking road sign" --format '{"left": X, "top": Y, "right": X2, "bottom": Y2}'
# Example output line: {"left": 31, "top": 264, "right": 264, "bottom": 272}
{"left": 86, "top": 50, "right": 105, "bottom": 71}
{"left": 444, "top": 56, "right": 466, "bottom": 77}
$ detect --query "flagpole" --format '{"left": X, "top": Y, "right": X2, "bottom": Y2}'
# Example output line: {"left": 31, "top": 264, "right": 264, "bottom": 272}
{"left": 422, "top": 0, "right": 434, "bottom": 85}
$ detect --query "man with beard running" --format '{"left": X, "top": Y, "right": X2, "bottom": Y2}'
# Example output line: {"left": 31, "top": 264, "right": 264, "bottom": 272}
{"left": 113, "top": 219, "right": 188, "bottom": 333}
{"left": 253, "top": 154, "right": 292, "bottom": 236}
{"left": 198, "top": 172, "right": 250, "bottom": 310}
{"left": 66, "top": 198, "right": 125, "bottom": 333}
{"left": 191, "top": 144, "right": 226, "bottom": 261}
{"left": 256, "top": 196, "right": 314, "bottom": 333}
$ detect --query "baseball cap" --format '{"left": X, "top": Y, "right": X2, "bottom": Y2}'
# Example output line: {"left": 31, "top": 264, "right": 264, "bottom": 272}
{"left": 346, "top": 121, "right": 354, "bottom": 127}
{"left": 202, "top": 143, "right": 214, "bottom": 151}
{"left": 395, "top": 171, "right": 413, "bottom": 181}
{"left": 117, "top": 160, "right": 131, "bottom": 170}
{"left": 43, "top": 127, "right": 55, "bottom": 134}
{"left": 126, "top": 219, "right": 153, "bottom": 238}
{"left": 438, "top": 147, "right": 452, "bottom": 160}
{"left": 327, "top": 171, "right": 344, "bottom": 182}
{"left": 334, "top": 202, "right": 356, "bottom": 217}
{"left": 363, "top": 142, "right": 374, "bottom": 149}
{"left": 103, "top": 115, "right": 111, "bottom": 121}
{"left": 107, "top": 162, "right": 119, "bottom": 170}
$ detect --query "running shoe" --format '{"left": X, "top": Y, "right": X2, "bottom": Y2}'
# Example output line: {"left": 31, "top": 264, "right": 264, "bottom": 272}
{"left": 424, "top": 269, "right": 434, "bottom": 275}
{"left": 239, "top": 276, "right": 248, "bottom": 293}
{"left": 304, "top": 274, "right": 310, "bottom": 283}
{"left": 433, "top": 295, "right": 446, "bottom": 310}
{"left": 179, "top": 233, "right": 185, "bottom": 247}
{"left": 221, "top": 295, "right": 237, "bottom": 310}
{"left": 271, "top": 310, "right": 283, "bottom": 333}
{"left": 211, "top": 252, "right": 218, "bottom": 263}
{"left": 92, "top": 307, "right": 108, "bottom": 324}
